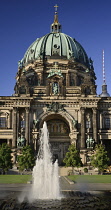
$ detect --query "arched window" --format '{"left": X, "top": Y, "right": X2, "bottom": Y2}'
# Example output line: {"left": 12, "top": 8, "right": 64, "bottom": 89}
{"left": 104, "top": 118, "right": 110, "bottom": 129}
{"left": 19, "top": 86, "right": 26, "bottom": 94}
{"left": 21, "top": 120, "right": 25, "bottom": 128}
{"left": 85, "top": 87, "right": 91, "bottom": 95}
{"left": 86, "top": 120, "right": 91, "bottom": 129}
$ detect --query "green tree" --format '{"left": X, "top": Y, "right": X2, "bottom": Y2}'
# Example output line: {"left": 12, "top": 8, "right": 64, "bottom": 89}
{"left": 17, "top": 145, "right": 35, "bottom": 171}
{"left": 91, "top": 144, "right": 109, "bottom": 174}
{"left": 63, "top": 144, "right": 82, "bottom": 171}
{"left": 0, "top": 143, "right": 12, "bottom": 174}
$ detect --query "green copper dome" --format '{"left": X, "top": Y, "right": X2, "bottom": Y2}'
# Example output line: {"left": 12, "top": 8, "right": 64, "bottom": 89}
{"left": 21, "top": 32, "right": 90, "bottom": 68}
{"left": 19, "top": 6, "right": 91, "bottom": 69}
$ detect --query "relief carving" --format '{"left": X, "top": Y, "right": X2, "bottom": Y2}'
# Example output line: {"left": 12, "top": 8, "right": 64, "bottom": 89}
{"left": 46, "top": 102, "right": 65, "bottom": 113}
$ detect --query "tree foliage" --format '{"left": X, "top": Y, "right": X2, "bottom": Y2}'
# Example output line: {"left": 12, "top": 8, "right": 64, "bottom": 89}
{"left": 0, "top": 143, "right": 12, "bottom": 174}
{"left": 91, "top": 144, "right": 109, "bottom": 173}
{"left": 63, "top": 144, "right": 82, "bottom": 168}
{"left": 17, "top": 145, "right": 35, "bottom": 171}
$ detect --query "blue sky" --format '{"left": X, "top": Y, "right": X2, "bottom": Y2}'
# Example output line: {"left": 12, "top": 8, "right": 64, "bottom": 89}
{"left": 0, "top": 0, "right": 111, "bottom": 96}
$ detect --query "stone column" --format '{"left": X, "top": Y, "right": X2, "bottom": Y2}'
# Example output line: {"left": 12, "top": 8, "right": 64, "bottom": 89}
{"left": 66, "top": 73, "right": 69, "bottom": 87}
{"left": 12, "top": 108, "right": 17, "bottom": 148}
{"left": 8, "top": 139, "right": 12, "bottom": 147}
{"left": 81, "top": 108, "right": 86, "bottom": 149}
{"left": 9, "top": 110, "right": 12, "bottom": 129}
{"left": 17, "top": 109, "right": 20, "bottom": 139}
{"left": 35, "top": 132, "right": 39, "bottom": 151}
{"left": 8, "top": 110, "right": 12, "bottom": 129}
{"left": 7, "top": 139, "right": 10, "bottom": 146}
{"left": 75, "top": 74, "right": 77, "bottom": 86}
{"left": 25, "top": 107, "right": 30, "bottom": 145}
{"left": 100, "top": 112, "right": 102, "bottom": 129}
{"left": 93, "top": 108, "right": 97, "bottom": 143}
{"left": 6, "top": 112, "right": 10, "bottom": 128}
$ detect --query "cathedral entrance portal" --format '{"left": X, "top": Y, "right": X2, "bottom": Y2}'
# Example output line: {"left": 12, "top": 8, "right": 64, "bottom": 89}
{"left": 46, "top": 118, "right": 70, "bottom": 165}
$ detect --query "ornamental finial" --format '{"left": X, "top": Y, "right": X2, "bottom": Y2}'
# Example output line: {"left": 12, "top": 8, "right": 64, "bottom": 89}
{"left": 51, "top": 5, "right": 62, "bottom": 33}
{"left": 54, "top": 4, "right": 59, "bottom": 13}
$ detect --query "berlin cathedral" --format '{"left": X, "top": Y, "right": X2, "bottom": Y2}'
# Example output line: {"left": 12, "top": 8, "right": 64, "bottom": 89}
{"left": 0, "top": 6, "right": 111, "bottom": 165}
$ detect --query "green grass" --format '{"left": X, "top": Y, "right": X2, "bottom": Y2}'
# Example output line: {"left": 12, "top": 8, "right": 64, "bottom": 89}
{"left": 1, "top": 174, "right": 111, "bottom": 184}
{"left": 0, "top": 175, "right": 32, "bottom": 184}
{"left": 68, "top": 175, "right": 111, "bottom": 183}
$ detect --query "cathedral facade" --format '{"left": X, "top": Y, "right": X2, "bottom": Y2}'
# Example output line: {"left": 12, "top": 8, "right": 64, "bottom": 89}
{"left": 0, "top": 7, "right": 111, "bottom": 165}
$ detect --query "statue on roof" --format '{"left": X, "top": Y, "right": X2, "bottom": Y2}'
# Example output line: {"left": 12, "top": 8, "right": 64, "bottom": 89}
{"left": 18, "top": 60, "right": 23, "bottom": 69}
{"left": 89, "top": 58, "right": 94, "bottom": 69}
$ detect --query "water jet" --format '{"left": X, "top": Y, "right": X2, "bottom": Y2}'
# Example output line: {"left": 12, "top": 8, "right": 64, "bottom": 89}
{"left": 28, "top": 121, "right": 61, "bottom": 202}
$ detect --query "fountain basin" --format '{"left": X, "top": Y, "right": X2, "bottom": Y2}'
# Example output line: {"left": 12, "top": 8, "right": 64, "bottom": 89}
{"left": 0, "top": 190, "right": 111, "bottom": 210}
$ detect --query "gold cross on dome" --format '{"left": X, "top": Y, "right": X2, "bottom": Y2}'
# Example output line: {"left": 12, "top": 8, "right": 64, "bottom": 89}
{"left": 54, "top": 4, "right": 59, "bottom": 12}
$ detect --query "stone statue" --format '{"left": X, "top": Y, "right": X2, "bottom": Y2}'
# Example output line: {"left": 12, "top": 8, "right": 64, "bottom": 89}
{"left": 86, "top": 137, "right": 94, "bottom": 148}
{"left": 17, "top": 137, "right": 21, "bottom": 147}
{"left": 90, "top": 138, "right": 95, "bottom": 148}
{"left": 72, "top": 119, "right": 77, "bottom": 129}
{"left": 18, "top": 60, "right": 23, "bottom": 69}
{"left": 86, "top": 138, "right": 90, "bottom": 148}
{"left": 89, "top": 58, "right": 94, "bottom": 69}
{"left": 17, "top": 136, "right": 25, "bottom": 147}
{"left": 33, "top": 119, "right": 39, "bottom": 129}
{"left": 53, "top": 83, "right": 59, "bottom": 95}
{"left": 14, "top": 83, "right": 18, "bottom": 94}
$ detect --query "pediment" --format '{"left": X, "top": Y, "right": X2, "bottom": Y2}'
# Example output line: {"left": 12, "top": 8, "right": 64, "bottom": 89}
{"left": 47, "top": 68, "right": 63, "bottom": 78}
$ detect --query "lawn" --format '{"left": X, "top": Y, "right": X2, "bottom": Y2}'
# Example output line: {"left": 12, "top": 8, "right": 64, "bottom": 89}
{"left": 0, "top": 175, "right": 32, "bottom": 184}
{"left": 68, "top": 175, "right": 111, "bottom": 183}
{"left": 1, "top": 174, "right": 111, "bottom": 184}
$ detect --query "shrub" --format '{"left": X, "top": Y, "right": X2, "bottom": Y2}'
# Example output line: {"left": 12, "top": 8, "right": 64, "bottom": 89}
{"left": 91, "top": 144, "right": 109, "bottom": 174}
{"left": 84, "top": 168, "right": 88, "bottom": 173}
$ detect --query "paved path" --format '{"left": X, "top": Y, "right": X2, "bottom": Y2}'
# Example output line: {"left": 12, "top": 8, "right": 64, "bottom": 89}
{"left": 60, "top": 176, "right": 111, "bottom": 192}
{"left": 0, "top": 177, "right": 111, "bottom": 194}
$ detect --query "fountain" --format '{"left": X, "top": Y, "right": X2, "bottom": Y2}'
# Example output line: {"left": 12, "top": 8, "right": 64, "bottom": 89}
{"left": 0, "top": 122, "right": 111, "bottom": 209}
{"left": 28, "top": 121, "right": 60, "bottom": 201}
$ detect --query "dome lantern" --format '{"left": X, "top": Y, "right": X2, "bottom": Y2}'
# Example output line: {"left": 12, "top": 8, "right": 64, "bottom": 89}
{"left": 51, "top": 4, "right": 62, "bottom": 33}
